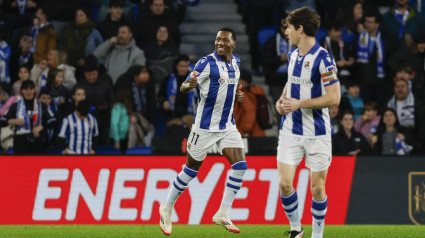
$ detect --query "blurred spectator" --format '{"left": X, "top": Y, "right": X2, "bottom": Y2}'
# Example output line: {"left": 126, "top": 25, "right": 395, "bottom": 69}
{"left": 233, "top": 69, "right": 266, "bottom": 137}
{"left": 38, "top": 89, "right": 57, "bottom": 146}
{"left": 95, "top": 0, "right": 133, "bottom": 23}
{"left": 262, "top": 24, "right": 289, "bottom": 121}
{"left": 371, "top": 108, "right": 422, "bottom": 154}
{"left": 341, "top": 0, "right": 364, "bottom": 44}
{"left": 144, "top": 25, "right": 179, "bottom": 63}
{"left": 356, "top": 8, "right": 390, "bottom": 105}
{"left": 329, "top": 105, "right": 339, "bottom": 135}
{"left": 30, "top": 49, "right": 77, "bottom": 92}
{"left": 58, "top": 99, "right": 99, "bottom": 155}
{"left": 96, "top": 0, "right": 129, "bottom": 40}
{"left": 115, "top": 65, "right": 156, "bottom": 124}
{"left": 38, "top": 89, "right": 54, "bottom": 115}
{"left": 2, "top": 0, "right": 38, "bottom": 33}
{"left": 60, "top": 7, "right": 104, "bottom": 68}
{"left": 163, "top": 114, "right": 193, "bottom": 137}
{"left": 321, "top": 19, "right": 355, "bottom": 86}
{"left": 134, "top": 0, "right": 181, "bottom": 47}
{"left": 0, "top": 27, "right": 11, "bottom": 93}
{"left": 387, "top": 78, "right": 415, "bottom": 128}
{"left": 32, "top": 6, "right": 56, "bottom": 64}
{"left": 157, "top": 55, "right": 196, "bottom": 119}
{"left": 0, "top": 80, "right": 56, "bottom": 154}
{"left": 138, "top": 0, "right": 187, "bottom": 25}
{"left": 77, "top": 55, "right": 114, "bottom": 146}
{"left": 11, "top": 64, "right": 31, "bottom": 96}
{"left": 9, "top": 34, "right": 34, "bottom": 83}
{"left": 342, "top": 82, "right": 364, "bottom": 121}
{"left": 382, "top": 0, "right": 425, "bottom": 48}
{"left": 0, "top": 83, "right": 9, "bottom": 108}
{"left": 94, "top": 25, "right": 146, "bottom": 83}
{"left": 61, "top": 85, "right": 92, "bottom": 118}
{"left": 387, "top": 34, "right": 425, "bottom": 98}
{"left": 110, "top": 89, "right": 132, "bottom": 153}
{"left": 354, "top": 101, "right": 381, "bottom": 143}
{"left": 45, "top": 68, "right": 69, "bottom": 119}
{"left": 332, "top": 110, "right": 370, "bottom": 156}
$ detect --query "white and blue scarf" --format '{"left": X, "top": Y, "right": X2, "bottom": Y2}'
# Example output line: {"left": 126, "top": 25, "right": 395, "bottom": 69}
{"left": 276, "top": 33, "right": 289, "bottom": 73}
{"left": 15, "top": 98, "right": 42, "bottom": 135}
{"left": 357, "top": 30, "right": 385, "bottom": 78}
{"left": 396, "top": 137, "right": 413, "bottom": 155}
{"left": 166, "top": 74, "right": 197, "bottom": 113}
{"left": 387, "top": 92, "right": 415, "bottom": 127}
{"left": 132, "top": 80, "right": 147, "bottom": 114}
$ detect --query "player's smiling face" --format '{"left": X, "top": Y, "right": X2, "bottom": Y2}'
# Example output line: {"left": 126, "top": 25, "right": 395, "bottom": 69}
{"left": 285, "top": 23, "right": 300, "bottom": 47}
{"left": 215, "top": 31, "right": 235, "bottom": 59}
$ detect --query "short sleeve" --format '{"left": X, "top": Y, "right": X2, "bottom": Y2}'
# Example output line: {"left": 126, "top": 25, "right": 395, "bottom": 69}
{"left": 319, "top": 53, "right": 339, "bottom": 87}
{"left": 186, "top": 57, "right": 210, "bottom": 84}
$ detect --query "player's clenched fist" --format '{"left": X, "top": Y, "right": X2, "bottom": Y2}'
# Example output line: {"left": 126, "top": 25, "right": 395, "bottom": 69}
{"left": 189, "top": 71, "right": 198, "bottom": 89}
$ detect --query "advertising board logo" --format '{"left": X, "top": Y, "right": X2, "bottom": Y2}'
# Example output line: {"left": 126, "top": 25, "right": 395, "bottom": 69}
{"left": 409, "top": 172, "right": 425, "bottom": 225}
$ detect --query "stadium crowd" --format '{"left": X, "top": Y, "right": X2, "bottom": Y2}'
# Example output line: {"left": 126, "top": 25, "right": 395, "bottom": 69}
{"left": 0, "top": 0, "right": 424, "bottom": 155}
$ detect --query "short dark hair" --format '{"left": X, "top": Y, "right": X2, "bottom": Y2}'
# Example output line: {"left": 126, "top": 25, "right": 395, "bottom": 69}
{"left": 109, "top": 0, "right": 125, "bottom": 8}
{"left": 324, "top": 18, "right": 343, "bottom": 31}
{"left": 363, "top": 7, "right": 382, "bottom": 24}
{"left": 71, "top": 85, "right": 86, "bottom": 96}
{"left": 282, "top": 7, "right": 320, "bottom": 37}
{"left": 219, "top": 27, "right": 236, "bottom": 41}
{"left": 20, "top": 79, "right": 35, "bottom": 90}
{"left": 119, "top": 24, "right": 133, "bottom": 34}
{"left": 174, "top": 54, "right": 189, "bottom": 67}
{"left": 364, "top": 101, "right": 378, "bottom": 111}
{"left": 83, "top": 55, "right": 98, "bottom": 72}
{"left": 240, "top": 69, "right": 252, "bottom": 84}
{"left": 39, "top": 89, "right": 51, "bottom": 97}
{"left": 77, "top": 100, "right": 91, "bottom": 117}
{"left": 76, "top": 7, "right": 91, "bottom": 20}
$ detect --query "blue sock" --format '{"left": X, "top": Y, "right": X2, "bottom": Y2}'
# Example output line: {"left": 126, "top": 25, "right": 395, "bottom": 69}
{"left": 280, "top": 190, "right": 301, "bottom": 230}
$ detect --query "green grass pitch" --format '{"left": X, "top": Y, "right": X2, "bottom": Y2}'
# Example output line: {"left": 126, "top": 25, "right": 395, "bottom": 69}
{"left": 1, "top": 225, "right": 424, "bottom": 237}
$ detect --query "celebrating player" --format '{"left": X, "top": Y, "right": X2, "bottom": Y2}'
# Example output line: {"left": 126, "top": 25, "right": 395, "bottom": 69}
{"left": 159, "top": 27, "right": 246, "bottom": 236}
{"left": 276, "top": 7, "right": 341, "bottom": 238}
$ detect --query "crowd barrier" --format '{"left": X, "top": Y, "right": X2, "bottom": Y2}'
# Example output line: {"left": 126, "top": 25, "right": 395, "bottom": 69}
{"left": 0, "top": 155, "right": 423, "bottom": 224}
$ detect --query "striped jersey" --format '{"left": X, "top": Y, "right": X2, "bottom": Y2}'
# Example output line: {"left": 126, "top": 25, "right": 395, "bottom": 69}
{"left": 58, "top": 112, "right": 99, "bottom": 154}
{"left": 280, "top": 42, "right": 339, "bottom": 137}
{"left": 189, "top": 50, "right": 240, "bottom": 132}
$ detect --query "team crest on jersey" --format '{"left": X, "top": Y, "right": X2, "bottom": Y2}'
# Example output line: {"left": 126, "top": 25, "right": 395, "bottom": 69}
{"left": 304, "top": 61, "right": 311, "bottom": 71}
{"left": 235, "top": 65, "right": 238, "bottom": 70}
{"left": 218, "top": 78, "right": 225, "bottom": 85}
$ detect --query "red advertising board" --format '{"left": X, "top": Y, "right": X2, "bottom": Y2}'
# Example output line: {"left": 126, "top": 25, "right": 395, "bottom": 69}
{"left": 0, "top": 156, "right": 355, "bottom": 224}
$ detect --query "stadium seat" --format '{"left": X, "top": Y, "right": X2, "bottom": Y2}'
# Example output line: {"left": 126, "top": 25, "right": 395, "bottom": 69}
{"left": 257, "top": 26, "right": 277, "bottom": 49}
{"left": 125, "top": 146, "right": 152, "bottom": 155}
{"left": 6, "top": 147, "right": 13, "bottom": 154}
{"left": 96, "top": 146, "right": 122, "bottom": 155}
{"left": 46, "top": 147, "right": 63, "bottom": 155}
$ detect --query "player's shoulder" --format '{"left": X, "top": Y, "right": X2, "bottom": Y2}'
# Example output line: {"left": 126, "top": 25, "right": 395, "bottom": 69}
{"left": 194, "top": 56, "right": 211, "bottom": 70}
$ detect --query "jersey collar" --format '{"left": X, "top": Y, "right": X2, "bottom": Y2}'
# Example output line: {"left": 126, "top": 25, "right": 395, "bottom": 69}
{"left": 214, "top": 50, "right": 234, "bottom": 63}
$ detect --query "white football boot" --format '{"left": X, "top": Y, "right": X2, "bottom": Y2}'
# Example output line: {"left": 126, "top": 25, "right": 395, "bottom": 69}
{"left": 212, "top": 212, "right": 240, "bottom": 233}
{"left": 159, "top": 204, "right": 172, "bottom": 236}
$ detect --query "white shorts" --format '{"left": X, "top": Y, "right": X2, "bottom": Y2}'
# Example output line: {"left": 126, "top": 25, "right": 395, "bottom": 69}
{"left": 187, "top": 127, "right": 244, "bottom": 161}
{"left": 277, "top": 133, "right": 332, "bottom": 172}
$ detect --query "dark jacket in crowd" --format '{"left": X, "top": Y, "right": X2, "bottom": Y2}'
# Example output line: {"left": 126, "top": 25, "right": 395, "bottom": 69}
{"left": 332, "top": 129, "right": 371, "bottom": 155}
{"left": 96, "top": 13, "right": 129, "bottom": 41}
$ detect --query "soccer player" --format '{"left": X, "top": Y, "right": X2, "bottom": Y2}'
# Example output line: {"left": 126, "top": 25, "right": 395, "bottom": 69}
{"left": 159, "top": 27, "right": 246, "bottom": 236}
{"left": 275, "top": 7, "right": 341, "bottom": 238}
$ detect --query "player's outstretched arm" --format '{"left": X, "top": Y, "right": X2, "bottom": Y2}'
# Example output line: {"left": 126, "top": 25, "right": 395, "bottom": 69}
{"left": 180, "top": 71, "right": 198, "bottom": 94}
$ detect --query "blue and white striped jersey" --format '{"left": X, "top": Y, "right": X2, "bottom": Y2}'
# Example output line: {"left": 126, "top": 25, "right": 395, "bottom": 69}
{"left": 58, "top": 112, "right": 99, "bottom": 154}
{"left": 189, "top": 50, "right": 241, "bottom": 132}
{"left": 280, "top": 42, "right": 339, "bottom": 137}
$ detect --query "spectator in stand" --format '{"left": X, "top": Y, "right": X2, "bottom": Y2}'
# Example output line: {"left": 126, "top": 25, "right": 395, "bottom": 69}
{"left": 144, "top": 25, "right": 179, "bottom": 63}
{"left": 0, "top": 84, "right": 9, "bottom": 109}
{"left": 371, "top": 108, "right": 422, "bottom": 154}
{"left": 110, "top": 89, "right": 132, "bottom": 153}
{"left": 9, "top": 34, "right": 34, "bottom": 84}
{"left": 0, "top": 80, "right": 56, "bottom": 154}
{"left": 0, "top": 27, "right": 11, "bottom": 93}
{"left": 96, "top": 0, "right": 133, "bottom": 23}
{"left": 262, "top": 24, "right": 289, "bottom": 120}
{"left": 61, "top": 85, "right": 93, "bottom": 118}
{"left": 94, "top": 25, "right": 146, "bottom": 83}
{"left": 354, "top": 101, "right": 381, "bottom": 143}
{"left": 233, "top": 69, "right": 265, "bottom": 137}
{"left": 321, "top": 19, "right": 356, "bottom": 87}
{"left": 60, "top": 7, "right": 104, "bottom": 68}
{"left": 114, "top": 65, "right": 156, "bottom": 147}
{"left": 58, "top": 99, "right": 99, "bottom": 155}
{"left": 382, "top": 0, "right": 425, "bottom": 50}
{"left": 387, "top": 78, "right": 415, "bottom": 128}
{"left": 96, "top": 0, "right": 129, "bottom": 41}
{"left": 332, "top": 110, "right": 370, "bottom": 156}
{"left": 387, "top": 34, "right": 425, "bottom": 98}
{"left": 77, "top": 55, "right": 114, "bottom": 146}
{"left": 356, "top": 8, "right": 390, "bottom": 105}
{"left": 2, "top": 0, "right": 38, "bottom": 33}
{"left": 45, "top": 68, "right": 69, "bottom": 119}
{"left": 329, "top": 105, "right": 339, "bottom": 135}
{"left": 342, "top": 82, "right": 364, "bottom": 121}
{"left": 134, "top": 0, "right": 181, "bottom": 47}
{"left": 38, "top": 89, "right": 57, "bottom": 146}
{"left": 30, "top": 49, "right": 77, "bottom": 92}
{"left": 11, "top": 64, "right": 31, "bottom": 96}
{"left": 32, "top": 6, "right": 56, "bottom": 64}
{"left": 138, "top": 0, "right": 187, "bottom": 25}
{"left": 157, "top": 55, "right": 195, "bottom": 119}
{"left": 341, "top": 0, "right": 364, "bottom": 44}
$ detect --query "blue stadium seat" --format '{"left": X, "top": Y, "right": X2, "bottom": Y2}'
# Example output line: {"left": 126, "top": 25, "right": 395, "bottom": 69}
{"left": 125, "top": 146, "right": 152, "bottom": 155}
{"left": 46, "top": 147, "right": 63, "bottom": 155}
{"left": 257, "top": 26, "right": 277, "bottom": 49}
{"left": 96, "top": 146, "right": 122, "bottom": 155}
{"left": 6, "top": 147, "right": 13, "bottom": 154}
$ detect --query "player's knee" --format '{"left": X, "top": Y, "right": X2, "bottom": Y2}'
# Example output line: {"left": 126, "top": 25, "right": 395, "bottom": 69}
{"left": 279, "top": 179, "right": 293, "bottom": 195}
{"left": 311, "top": 185, "right": 326, "bottom": 199}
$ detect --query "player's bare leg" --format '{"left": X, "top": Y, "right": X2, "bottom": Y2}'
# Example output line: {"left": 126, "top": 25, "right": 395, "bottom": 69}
{"left": 160, "top": 154, "right": 203, "bottom": 236}
{"left": 278, "top": 162, "right": 304, "bottom": 238}
{"left": 311, "top": 169, "right": 328, "bottom": 238}
{"left": 212, "top": 147, "right": 246, "bottom": 233}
